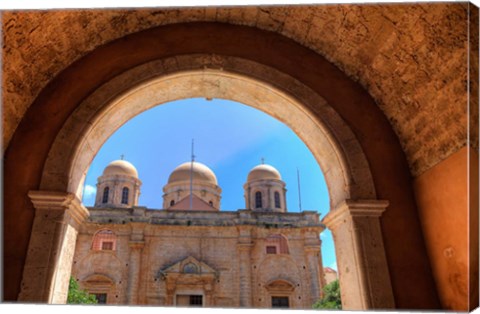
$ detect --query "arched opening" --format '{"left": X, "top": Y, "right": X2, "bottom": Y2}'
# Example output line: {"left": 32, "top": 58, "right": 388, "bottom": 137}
{"left": 8, "top": 22, "right": 427, "bottom": 309}
{"left": 102, "top": 187, "right": 109, "bottom": 204}
{"left": 255, "top": 191, "right": 263, "bottom": 209}
{"left": 31, "top": 65, "right": 391, "bottom": 309}
{"left": 121, "top": 187, "right": 129, "bottom": 205}
{"left": 92, "top": 229, "right": 117, "bottom": 251}
{"left": 265, "top": 234, "right": 289, "bottom": 255}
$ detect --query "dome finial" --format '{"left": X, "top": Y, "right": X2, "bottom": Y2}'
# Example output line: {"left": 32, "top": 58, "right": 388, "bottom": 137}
{"left": 261, "top": 157, "right": 265, "bottom": 164}
{"left": 120, "top": 154, "right": 125, "bottom": 160}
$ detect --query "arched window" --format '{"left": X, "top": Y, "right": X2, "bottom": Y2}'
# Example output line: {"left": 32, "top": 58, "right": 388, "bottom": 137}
{"left": 170, "top": 200, "right": 175, "bottom": 206}
{"left": 92, "top": 229, "right": 117, "bottom": 251}
{"left": 274, "top": 191, "right": 281, "bottom": 208}
{"left": 209, "top": 201, "right": 214, "bottom": 206}
{"left": 121, "top": 187, "right": 129, "bottom": 204}
{"left": 102, "top": 187, "right": 109, "bottom": 203}
{"left": 265, "top": 234, "right": 289, "bottom": 254}
{"left": 255, "top": 191, "right": 263, "bottom": 208}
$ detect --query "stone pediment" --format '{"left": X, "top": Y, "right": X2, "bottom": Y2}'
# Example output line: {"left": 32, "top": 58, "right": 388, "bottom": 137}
{"left": 160, "top": 256, "right": 217, "bottom": 278}
{"left": 265, "top": 279, "right": 296, "bottom": 292}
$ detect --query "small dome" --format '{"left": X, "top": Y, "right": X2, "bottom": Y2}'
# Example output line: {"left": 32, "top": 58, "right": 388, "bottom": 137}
{"left": 103, "top": 160, "right": 139, "bottom": 178}
{"left": 168, "top": 161, "right": 218, "bottom": 185}
{"left": 247, "top": 164, "right": 282, "bottom": 182}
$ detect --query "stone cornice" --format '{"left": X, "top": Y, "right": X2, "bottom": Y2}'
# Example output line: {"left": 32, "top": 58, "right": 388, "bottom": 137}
{"left": 322, "top": 199, "right": 389, "bottom": 230}
{"left": 128, "top": 241, "right": 145, "bottom": 249}
{"left": 28, "top": 190, "right": 89, "bottom": 226}
{"left": 86, "top": 207, "right": 325, "bottom": 229}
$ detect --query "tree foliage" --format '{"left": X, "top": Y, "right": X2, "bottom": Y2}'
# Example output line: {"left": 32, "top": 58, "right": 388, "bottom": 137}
{"left": 67, "top": 277, "right": 98, "bottom": 304}
{"left": 313, "top": 279, "right": 342, "bottom": 310}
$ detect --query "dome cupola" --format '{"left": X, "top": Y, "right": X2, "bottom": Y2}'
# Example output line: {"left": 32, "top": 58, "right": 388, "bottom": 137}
{"left": 163, "top": 161, "right": 222, "bottom": 210}
{"left": 168, "top": 161, "right": 218, "bottom": 185}
{"left": 244, "top": 162, "right": 287, "bottom": 213}
{"left": 103, "top": 159, "right": 139, "bottom": 178}
{"left": 247, "top": 164, "right": 282, "bottom": 182}
{"left": 94, "top": 158, "right": 142, "bottom": 208}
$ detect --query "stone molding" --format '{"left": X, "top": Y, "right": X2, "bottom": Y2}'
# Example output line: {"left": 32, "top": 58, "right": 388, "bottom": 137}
{"left": 322, "top": 199, "right": 389, "bottom": 230}
{"left": 128, "top": 241, "right": 145, "bottom": 250}
{"left": 322, "top": 198, "right": 394, "bottom": 309}
{"left": 87, "top": 207, "right": 324, "bottom": 229}
{"left": 18, "top": 190, "right": 89, "bottom": 303}
{"left": 28, "top": 190, "right": 89, "bottom": 227}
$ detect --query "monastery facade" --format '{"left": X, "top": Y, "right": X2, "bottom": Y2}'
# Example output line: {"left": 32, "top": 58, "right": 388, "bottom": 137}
{"left": 71, "top": 159, "right": 328, "bottom": 308}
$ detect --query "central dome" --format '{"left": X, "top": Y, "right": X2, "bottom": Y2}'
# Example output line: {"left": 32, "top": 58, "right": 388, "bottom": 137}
{"left": 168, "top": 161, "right": 218, "bottom": 185}
{"left": 103, "top": 160, "right": 139, "bottom": 178}
{"left": 247, "top": 164, "right": 282, "bottom": 182}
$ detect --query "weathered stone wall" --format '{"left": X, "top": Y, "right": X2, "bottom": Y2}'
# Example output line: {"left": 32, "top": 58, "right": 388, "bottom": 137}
{"left": 1, "top": 3, "right": 470, "bottom": 176}
{"left": 71, "top": 209, "right": 325, "bottom": 308}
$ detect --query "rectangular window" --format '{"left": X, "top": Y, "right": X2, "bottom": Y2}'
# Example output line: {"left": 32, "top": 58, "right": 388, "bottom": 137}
{"left": 272, "top": 296, "right": 289, "bottom": 308}
{"left": 189, "top": 295, "right": 203, "bottom": 306}
{"left": 101, "top": 241, "right": 113, "bottom": 250}
{"left": 274, "top": 191, "right": 281, "bottom": 208}
{"left": 94, "top": 293, "right": 107, "bottom": 304}
{"left": 266, "top": 246, "right": 277, "bottom": 254}
{"left": 255, "top": 191, "right": 263, "bottom": 208}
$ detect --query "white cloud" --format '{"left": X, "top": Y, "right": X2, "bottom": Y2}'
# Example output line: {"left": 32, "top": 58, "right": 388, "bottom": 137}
{"left": 83, "top": 184, "right": 96, "bottom": 198}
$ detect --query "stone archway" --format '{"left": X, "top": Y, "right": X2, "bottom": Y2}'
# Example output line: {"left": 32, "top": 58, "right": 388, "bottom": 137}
{"left": 5, "top": 22, "right": 437, "bottom": 309}
{"left": 19, "top": 54, "right": 394, "bottom": 309}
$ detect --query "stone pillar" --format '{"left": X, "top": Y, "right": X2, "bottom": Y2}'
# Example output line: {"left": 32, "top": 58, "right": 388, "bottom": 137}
{"left": 127, "top": 223, "right": 145, "bottom": 304}
{"left": 304, "top": 229, "right": 322, "bottom": 305}
{"left": 317, "top": 239, "right": 327, "bottom": 290}
{"left": 237, "top": 227, "right": 253, "bottom": 307}
{"left": 323, "top": 200, "right": 395, "bottom": 310}
{"left": 267, "top": 185, "right": 272, "bottom": 209}
{"left": 18, "top": 191, "right": 89, "bottom": 303}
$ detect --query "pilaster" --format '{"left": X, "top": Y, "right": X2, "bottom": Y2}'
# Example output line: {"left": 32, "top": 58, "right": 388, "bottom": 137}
{"left": 304, "top": 229, "right": 322, "bottom": 305}
{"left": 323, "top": 199, "right": 395, "bottom": 310}
{"left": 237, "top": 226, "right": 253, "bottom": 307}
{"left": 18, "top": 191, "right": 89, "bottom": 303}
{"left": 127, "top": 223, "right": 145, "bottom": 304}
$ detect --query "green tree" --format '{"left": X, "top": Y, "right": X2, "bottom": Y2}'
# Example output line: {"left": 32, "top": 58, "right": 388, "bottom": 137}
{"left": 67, "top": 277, "right": 98, "bottom": 304}
{"left": 313, "top": 279, "right": 342, "bottom": 310}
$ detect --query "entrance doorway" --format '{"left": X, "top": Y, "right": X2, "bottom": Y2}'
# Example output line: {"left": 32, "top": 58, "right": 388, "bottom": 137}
{"left": 176, "top": 294, "right": 203, "bottom": 307}
{"left": 272, "top": 296, "right": 289, "bottom": 308}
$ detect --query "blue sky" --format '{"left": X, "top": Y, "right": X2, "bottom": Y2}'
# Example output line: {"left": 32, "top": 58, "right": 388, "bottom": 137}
{"left": 82, "top": 98, "right": 337, "bottom": 270}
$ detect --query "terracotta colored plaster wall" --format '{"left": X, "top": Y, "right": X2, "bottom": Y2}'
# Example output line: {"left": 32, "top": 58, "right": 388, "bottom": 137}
{"left": 468, "top": 3, "right": 479, "bottom": 311}
{"left": 414, "top": 147, "right": 471, "bottom": 310}
{"left": 468, "top": 149, "right": 479, "bottom": 311}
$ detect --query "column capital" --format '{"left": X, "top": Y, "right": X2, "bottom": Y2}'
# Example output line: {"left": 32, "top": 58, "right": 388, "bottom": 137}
{"left": 128, "top": 241, "right": 145, "bottom": 250}
{"left": 322, "top": 199, "right": 388, "bottom": 230}
{"left": 28, "top": 190, "right": 89, "bottom": 226}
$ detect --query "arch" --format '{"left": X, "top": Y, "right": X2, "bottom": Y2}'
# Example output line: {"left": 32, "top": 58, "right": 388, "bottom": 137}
{"left": 4, "top": 22, "right": 437, "bottom": 309}
{"left": 79, "top": 273, "right": 116, "bottom": 305}
{"left": 265, "top": 234, "right": 289, "bottom": 254}
{"left": 255, "top": 191, "right": 263, "bottom": 209}
{"left": 121, "top": 187, "right": 129, "bottom": 205}
{"left": 40, "top": 62, "right": 375, "bottom": 207}
{"left": 274, "top": 191, "right": 281, "bottom": 209}
{"left": 102, "top": 187, "right": 109, "bottom": 204}
{"left": 92, "top": 229, "right": 117, "bottom": 251}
